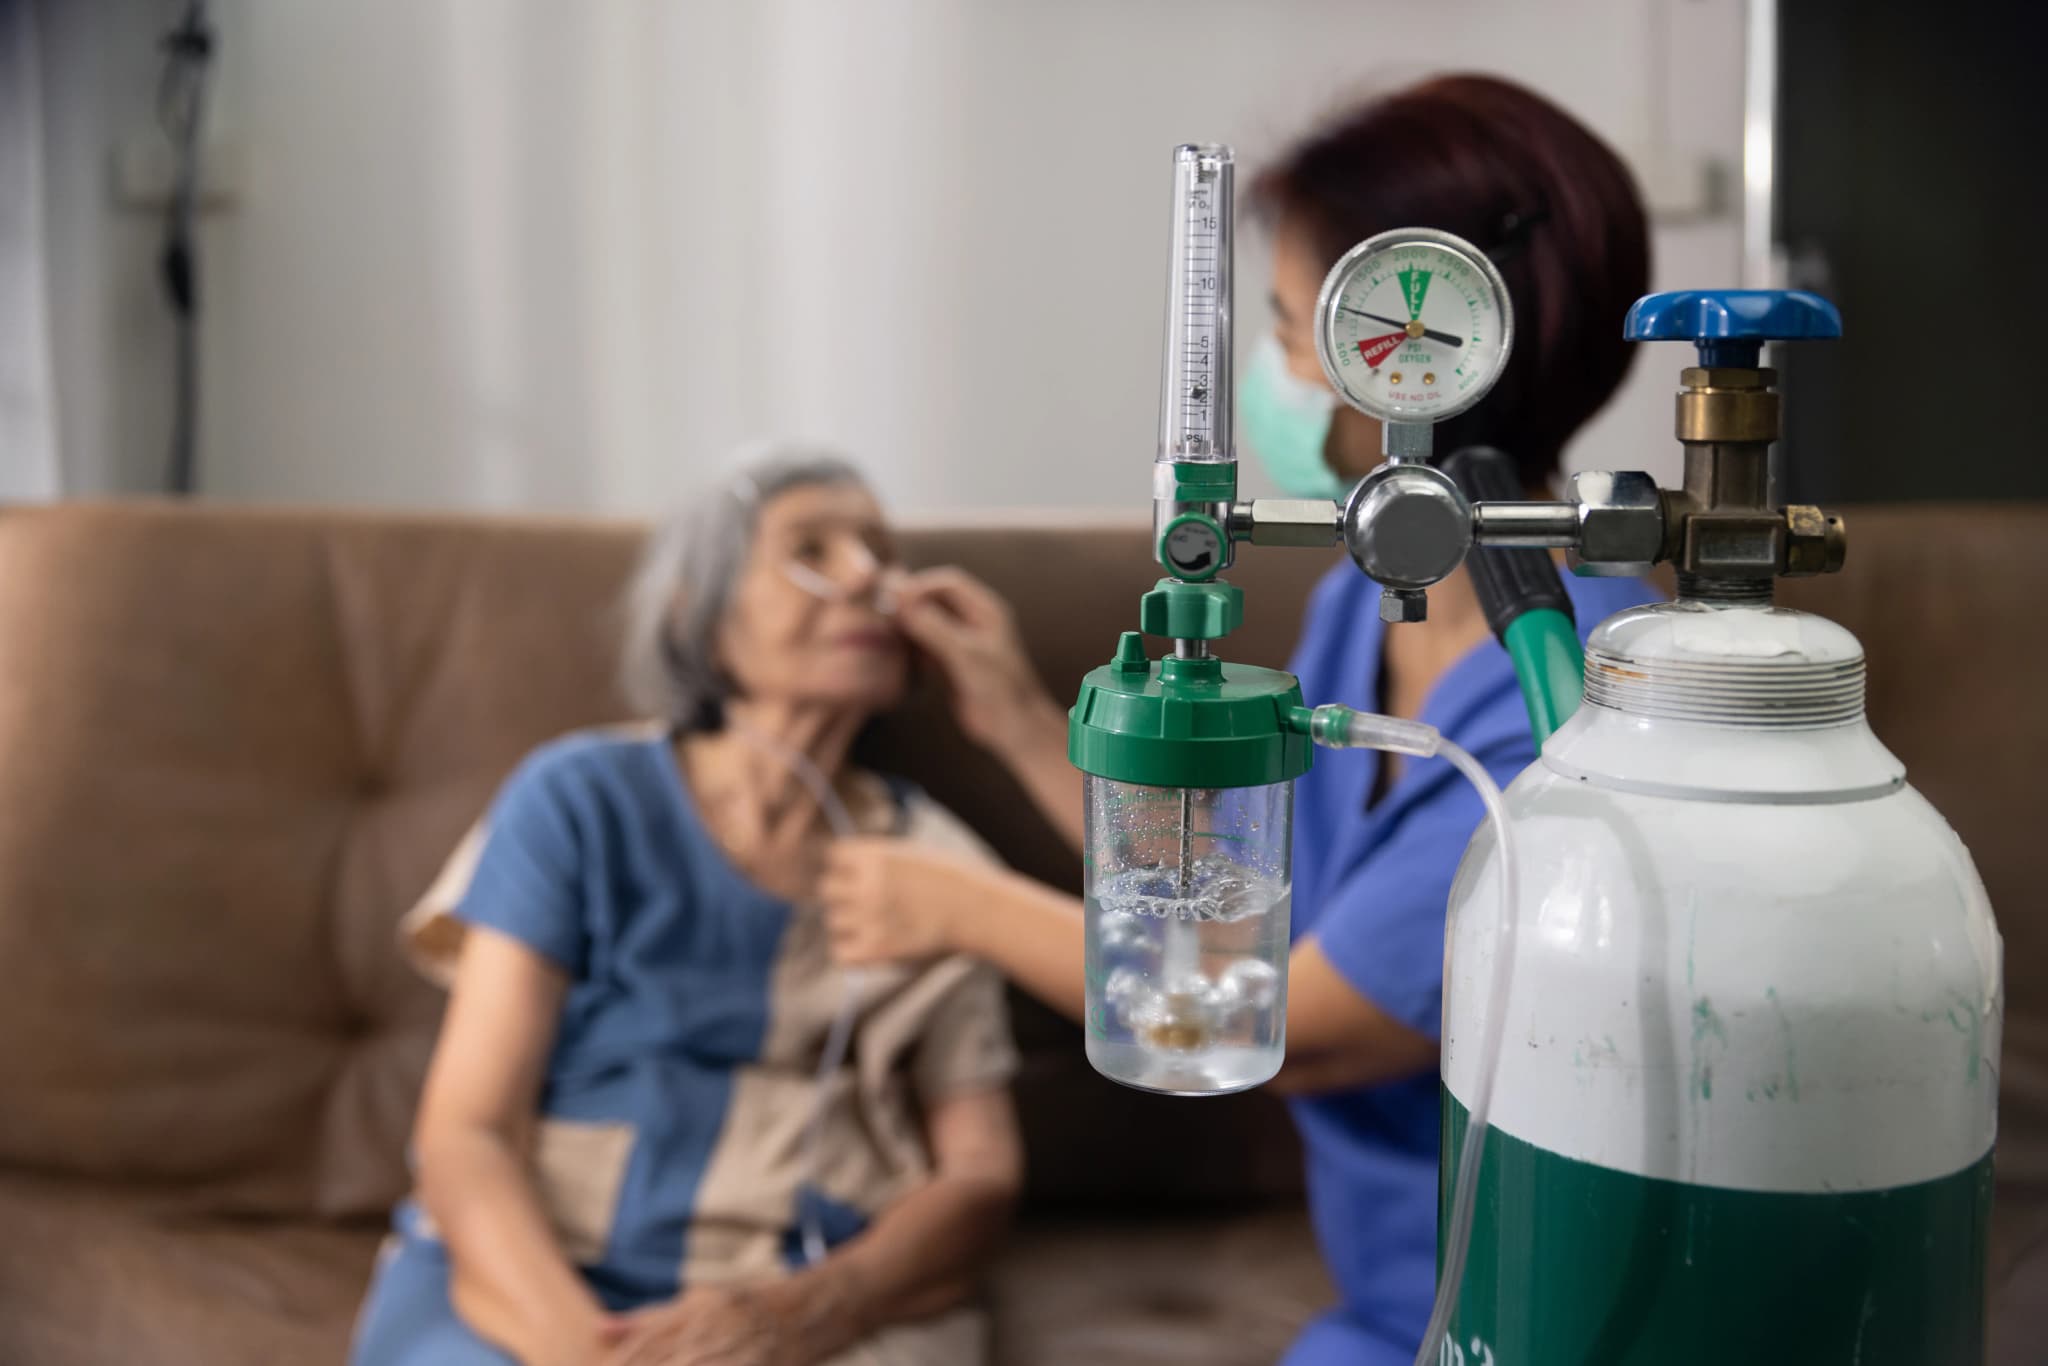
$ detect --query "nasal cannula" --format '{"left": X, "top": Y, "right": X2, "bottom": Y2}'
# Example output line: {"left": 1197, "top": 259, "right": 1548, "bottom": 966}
{"left": 703, "top": 555, "right": 909, "bottom": 1365}
{"left": 780, "top": 543, "right": 897, "bottom": 614}
{"left": 743, "top": 552, "right": 898, "bottom": 1268}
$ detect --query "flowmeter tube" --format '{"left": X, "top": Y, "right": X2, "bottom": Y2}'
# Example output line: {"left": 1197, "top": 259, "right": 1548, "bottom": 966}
{"left": 1158, "top": 144, "right": 1233, "bottom": 465}
{"left": 1152, "top": 145, "right": 1238, "bottom": 584}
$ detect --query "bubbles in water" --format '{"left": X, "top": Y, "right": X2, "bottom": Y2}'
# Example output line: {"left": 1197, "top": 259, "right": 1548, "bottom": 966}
{"left": 1103, "top": 966, "right": 1147, "bottom": 1016}
{"left": 1099, "top": 908, "right": 1156, "bottom": 957}
{"left": 1213, "top": 958, "right": 1281, "bottom": 1014}
{"left": 1086, "top": 868, "right": 1290, "bottom": 1092}
{"left": 1086, "top": 776, "right": 1293, "bottom": 1094}
{"left": 1092, "top": 854, "right": 1277, "bottom": 924}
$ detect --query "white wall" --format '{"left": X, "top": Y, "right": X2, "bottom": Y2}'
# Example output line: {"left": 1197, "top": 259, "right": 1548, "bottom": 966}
{"left": 31, "top": 0, "right": 187, "bottom": 497}
{"left": 0, "top": 0, "right": 61, "bottom": 500}
{"left": 41, "top": 0, "right": 1748, "bottom": 514}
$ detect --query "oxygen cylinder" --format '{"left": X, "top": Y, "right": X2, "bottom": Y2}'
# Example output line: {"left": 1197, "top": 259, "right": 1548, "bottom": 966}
{"left": 1440, "top": 599, "right": 2000, "bottom": 1364}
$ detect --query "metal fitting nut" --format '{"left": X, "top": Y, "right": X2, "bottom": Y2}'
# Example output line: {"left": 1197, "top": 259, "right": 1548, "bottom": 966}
{"left": 1783, "top": 504, "right": 1847, "bottom": 576}
{"left": 1680, "top": 367, "right": 1776, "bottom": 391}
{"left": 1379, "top": 588, "right": 1428, "bottom": 624}
{"left": 1682, "top": 512, "right": 1783, "bottom": 577}
{"left": 1242, "top": 499, "right": 1342, "bottom": 548}
{"left": 1568, "top": 470, "right": 1666, "bottom": 577}
{"left": 1677, "top": 388, "right": 1780, "bottom": 443}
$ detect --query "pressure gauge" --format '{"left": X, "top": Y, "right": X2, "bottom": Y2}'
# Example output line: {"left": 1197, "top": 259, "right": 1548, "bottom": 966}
{"left": 1313, "top": 228, "right": 1513, "bottom": 426}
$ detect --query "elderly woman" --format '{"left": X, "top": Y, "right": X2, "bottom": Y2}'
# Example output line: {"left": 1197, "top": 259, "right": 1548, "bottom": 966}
{"left": 350, "top": 452, "right": 1023, "bottom": 1366}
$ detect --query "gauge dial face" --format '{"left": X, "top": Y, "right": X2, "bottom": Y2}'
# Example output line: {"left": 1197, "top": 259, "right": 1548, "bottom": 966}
{"left": 1313, "top": 229, "right": 1514, "bottom": 425}
{"left": 1161, "top": 516, "right": 1224, "bottom": 580}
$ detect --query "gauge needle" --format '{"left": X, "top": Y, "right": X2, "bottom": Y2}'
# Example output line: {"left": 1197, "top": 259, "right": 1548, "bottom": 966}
{"left": 1341, "top": 306, "right": 1464, "bottom": 348}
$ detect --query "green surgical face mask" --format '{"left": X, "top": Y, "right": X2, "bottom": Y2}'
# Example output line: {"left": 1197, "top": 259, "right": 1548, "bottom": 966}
{"left": 1237, "top": 335, "right": 1345, "bottom": 500}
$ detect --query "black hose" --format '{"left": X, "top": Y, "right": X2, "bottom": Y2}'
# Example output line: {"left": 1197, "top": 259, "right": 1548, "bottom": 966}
{"left": 158, "top": 1, "right": 213, "bottom": 496}
{"left": 1439, "top": 445, "right": 1574, "bottom": 640}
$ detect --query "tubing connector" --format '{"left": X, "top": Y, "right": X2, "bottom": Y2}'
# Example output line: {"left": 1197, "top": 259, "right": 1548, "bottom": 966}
{"left": 1293, "top": 703, "right": 1441, "bottom": 758}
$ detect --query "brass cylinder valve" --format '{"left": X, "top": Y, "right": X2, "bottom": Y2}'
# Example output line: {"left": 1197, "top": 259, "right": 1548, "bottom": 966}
{"left": 1623, "top": 290, "right": 1848, "bottom": 600}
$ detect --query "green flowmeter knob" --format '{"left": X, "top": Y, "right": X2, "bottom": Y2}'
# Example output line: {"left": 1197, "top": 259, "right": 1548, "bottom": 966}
{"left": 1068, "top": 639, "right": 1313, "bottom": 789}
{"left": 1138, "top": 578, "right": 1244, "bottom": 641}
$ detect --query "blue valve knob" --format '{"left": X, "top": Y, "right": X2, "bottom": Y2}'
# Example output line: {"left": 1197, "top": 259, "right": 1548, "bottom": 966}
{"left": 1623, "top": 289, "right": 1842, "bottom": 368}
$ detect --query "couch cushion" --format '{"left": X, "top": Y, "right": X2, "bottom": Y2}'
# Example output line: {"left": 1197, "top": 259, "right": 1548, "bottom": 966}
{"left": 0, "top": 1164, "right": 1328, "bottom": 1366}
{"left": 0, "top": 505, "right": 644, "bottom": 1215}
{"left": 989, "top": 1211, "right": 1333, "bottom": 1365}
{"left": 0, "top": 1174, "right": 382, "bottom": 1366}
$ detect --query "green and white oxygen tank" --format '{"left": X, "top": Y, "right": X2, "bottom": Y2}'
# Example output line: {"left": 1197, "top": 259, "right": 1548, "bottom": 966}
{"left": 1440, "top": 600, "right": 2001, "bottom": 1364}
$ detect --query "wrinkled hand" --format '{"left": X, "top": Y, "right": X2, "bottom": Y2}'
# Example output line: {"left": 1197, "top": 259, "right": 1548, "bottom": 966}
{"left": 895, "top": 568, "right": 1058, "bottom": 756}
{"left": 821, "top": 836, "right": 991, "bottom": 965}
{"left": 600, "top": 1286, "right": 795, "bottom": 1366}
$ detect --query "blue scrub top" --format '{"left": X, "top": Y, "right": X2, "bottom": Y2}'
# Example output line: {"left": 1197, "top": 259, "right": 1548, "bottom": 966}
{"left": 1281, "top": 560, "right": 1659, "bottom": 1365}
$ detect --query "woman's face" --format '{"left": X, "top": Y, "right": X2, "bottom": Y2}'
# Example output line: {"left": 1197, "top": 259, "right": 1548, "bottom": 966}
{"left": 716, "top": 482, "right": 909, "bottom": 716}
{"left": 1268, "top": 224, "right": 1383, "bottom": 481}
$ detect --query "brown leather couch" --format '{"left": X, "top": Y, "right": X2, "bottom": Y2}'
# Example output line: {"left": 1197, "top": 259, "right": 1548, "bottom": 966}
{"left": 0, "top": 502, "right": 2040, "bottom": 1365}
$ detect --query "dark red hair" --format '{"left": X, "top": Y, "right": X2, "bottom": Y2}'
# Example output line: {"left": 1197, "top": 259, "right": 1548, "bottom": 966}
{"left": 1253, "top": 74, "right": 1650, "bottom": 488}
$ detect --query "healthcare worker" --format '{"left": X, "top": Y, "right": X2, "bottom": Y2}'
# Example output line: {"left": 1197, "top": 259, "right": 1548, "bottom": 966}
{"left": 822, "top": 73, "right": 1659, "bottom": 1364}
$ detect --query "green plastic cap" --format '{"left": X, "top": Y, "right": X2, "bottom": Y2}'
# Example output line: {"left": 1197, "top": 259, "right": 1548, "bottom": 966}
{"left": 1068, "top": 643, "right": 1314, "bottom": 789}
{"left": 1164, "top": 460, "right": 1238, "bottom": 500}
{"left": 1138, "top": 578, "right": 1244, "bottom": 641}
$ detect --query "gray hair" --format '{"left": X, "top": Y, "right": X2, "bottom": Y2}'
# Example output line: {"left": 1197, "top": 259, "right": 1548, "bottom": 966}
{"left": 619, "top": 445, "right": 870, "bottom": 728}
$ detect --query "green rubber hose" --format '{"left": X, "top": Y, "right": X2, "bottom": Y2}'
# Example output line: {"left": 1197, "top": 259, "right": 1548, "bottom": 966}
{"left": 1501, "top": 607, "right": 1584, "bottom": 745}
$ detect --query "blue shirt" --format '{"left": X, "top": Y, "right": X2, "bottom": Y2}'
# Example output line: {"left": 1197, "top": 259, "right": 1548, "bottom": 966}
{"left": 445, "top": 730, "right": 800, "bottom": 1302}
{"left": 363, "top": 730, "right": 1015, "bottom": 1348}
{"left": 1284, "top": 563, "right": 1658, "bottom": 1362}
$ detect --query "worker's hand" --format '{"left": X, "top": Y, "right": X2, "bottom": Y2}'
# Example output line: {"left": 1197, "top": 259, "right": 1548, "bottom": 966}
{"left": 895, "top": 567, "right": 1061, "bottom": 759}
{"left": 598, "top": 1285, "right": 801, "bottom": 1366}
{"left": 821, "top": 836, "right": 988, "bottom": 964}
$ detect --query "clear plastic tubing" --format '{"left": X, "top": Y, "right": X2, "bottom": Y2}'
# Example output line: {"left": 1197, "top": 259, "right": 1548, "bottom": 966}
{"left": 1306, "top": 705, "right": 1518, "bottom": 1366}
{"left": 1158, "top": 143, "right": 1234, "bottom": 465}
{"left": 728, "top": 720, "right": 866, "bottom": 1269}
{"left": 780, "top": 544, "right": 885, "bottom": 606}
